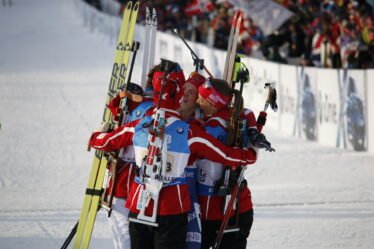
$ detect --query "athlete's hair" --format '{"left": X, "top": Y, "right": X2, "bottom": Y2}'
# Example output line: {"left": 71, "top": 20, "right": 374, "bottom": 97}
{"left": 209, "top": 78, "right": 233, "bottom": 98}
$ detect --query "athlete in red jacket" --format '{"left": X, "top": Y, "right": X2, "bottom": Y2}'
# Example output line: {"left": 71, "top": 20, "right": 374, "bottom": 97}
{"left": 195, "top": 78, "right": 262, "bottom": 249}
{"left": 102, "top": 82, "right": 154, "bottom": 249}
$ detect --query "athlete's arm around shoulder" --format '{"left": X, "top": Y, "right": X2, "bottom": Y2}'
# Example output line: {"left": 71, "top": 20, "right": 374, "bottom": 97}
{"left": 187, "top": 122, "right": 257, "bottom": 167}
{"left": 88, "top": 119, "right": 140, "bottom": 152}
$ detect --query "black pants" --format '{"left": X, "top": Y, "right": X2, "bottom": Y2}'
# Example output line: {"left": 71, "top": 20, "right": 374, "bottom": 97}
{"left": 129, "top": 212, "right": 188, "bottom": 249}
{"left": 201, "top": 209, "right": 254, "bottom": 249}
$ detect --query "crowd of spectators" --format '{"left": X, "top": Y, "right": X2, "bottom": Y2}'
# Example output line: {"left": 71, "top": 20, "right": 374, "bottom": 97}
{"left": 276, "top": 0, "right": 374, "bottom": 69}
{"left": 84, "top": 0, "right": 373, "bottom": 69}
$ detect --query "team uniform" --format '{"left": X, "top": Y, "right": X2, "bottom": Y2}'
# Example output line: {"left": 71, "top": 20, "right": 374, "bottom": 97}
{"left": 182, "top": 72, "right": 207, "bottom": 249}
{"left": 193, "top": 79, "right": 260, "bottom": 249}
{"left": 198, "top": 108, "right": 258, "bottom": 249}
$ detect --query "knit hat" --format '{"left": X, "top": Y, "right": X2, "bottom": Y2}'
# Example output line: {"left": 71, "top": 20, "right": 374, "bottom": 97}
{"left": 186, "top": 72, "right": 206, "bottom": 90}
{"left": 198, "top": 78, "right": 232, "bottom": 110}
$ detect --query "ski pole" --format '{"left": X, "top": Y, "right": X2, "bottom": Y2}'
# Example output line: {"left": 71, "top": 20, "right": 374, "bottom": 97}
{"left": 172, "top": 29, "right": 213, "bottom": 77}
{"left": 212, "top": 167, "right": 245, "bottom": 249}
{"left": 257, "top": 82, "right": 278, "bottom": 132}
{"left": 213, "top": 76, "right": 247, "bottom": 248}
{"left": 60, "top": 221, "right": 78, "bottom": 249}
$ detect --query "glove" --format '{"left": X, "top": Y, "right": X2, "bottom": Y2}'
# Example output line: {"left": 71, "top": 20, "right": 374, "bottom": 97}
{"left": 248, "top": 130, "right": 275, "bottom": 152}
{"left": 265, "top": 85, "right": 278, "bottom": 112}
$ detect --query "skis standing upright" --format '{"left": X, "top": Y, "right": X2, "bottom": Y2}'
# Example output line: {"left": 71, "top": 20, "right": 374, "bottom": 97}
{"left": 223, "top": 10, "right": 243, "bottom": 86}
{"left": 100, "top": 40, "right": 141, "bottom": 217}
{"left": 67, "top": 2, "right": 140, "bottom": 249}
{"left": 141, "top": 7, "right": 157, "bottom": 89}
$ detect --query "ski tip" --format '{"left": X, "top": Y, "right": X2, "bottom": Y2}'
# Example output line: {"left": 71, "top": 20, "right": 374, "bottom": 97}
{"left": 232, "top": 10, "right": 243, "bottom": 26}
{"left": 152, "top": 8, "right": 157, "bottom": 23}
{"left": 233, "top": 11, "right": 239, "bottom": 21}
{"left": 146, "top": 8, "right": 152, "bottom": 23}
{"left": 133, "top": 2, "right": 140, "bottom": 11}
{"left": 126, "top": 1, "right": 132, "bottom": 10}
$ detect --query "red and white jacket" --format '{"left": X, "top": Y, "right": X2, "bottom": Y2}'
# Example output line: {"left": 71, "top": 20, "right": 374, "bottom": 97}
{"left": 89, "top": 109, "right": 257, "bottom": 216}
{"left": 105, "top": 95, "right": 153, "bottom": 198}
{"left": 198, "top": 109, "right": 257, "bottom": 220}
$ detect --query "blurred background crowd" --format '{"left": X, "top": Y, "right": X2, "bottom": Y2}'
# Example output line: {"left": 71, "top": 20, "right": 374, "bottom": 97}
{"left": 84, "top": 0, "right": 374, "bottom": 69}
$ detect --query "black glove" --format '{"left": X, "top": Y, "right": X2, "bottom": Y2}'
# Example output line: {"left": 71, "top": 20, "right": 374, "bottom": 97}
{"left": 248, "top": 129, "right": 275, "bottom": 152}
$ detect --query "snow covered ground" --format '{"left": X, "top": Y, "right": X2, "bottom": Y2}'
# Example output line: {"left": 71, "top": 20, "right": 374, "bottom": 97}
{"left": 0, "top": 0, "right": 373, "bottom": 248}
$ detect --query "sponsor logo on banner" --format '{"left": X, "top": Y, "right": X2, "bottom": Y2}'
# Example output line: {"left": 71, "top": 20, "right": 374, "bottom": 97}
{"left": 318, "top": 91, "right": 338, "bottom": 124}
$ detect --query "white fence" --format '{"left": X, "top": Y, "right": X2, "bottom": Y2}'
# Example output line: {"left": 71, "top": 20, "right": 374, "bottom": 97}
{"left": 76, "top": 0, "right": 374, "bottom": 153}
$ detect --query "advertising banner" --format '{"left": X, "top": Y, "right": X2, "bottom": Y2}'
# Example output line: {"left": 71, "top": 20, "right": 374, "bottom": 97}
{"left": 316, "top": 69, "right": 340, "bottom": 147}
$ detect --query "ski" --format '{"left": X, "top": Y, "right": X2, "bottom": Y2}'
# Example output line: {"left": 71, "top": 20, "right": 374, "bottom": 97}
{"left": 141, "top": 7, "right": 157, "bottom": 89}
{"left": 213, "top": 55, "right": 250, "bottom": 249}
{"left": 223, "top": 11, "right": 243, "bottom": 85}
{"left": 223, "top": 11, "right": 239, "bottom": 80}
{"left": 68, "top": 2, "right": 140, "bottom": 249}
{"left": 148, "top": 8, "right": 157, "bottom": 78}
{"left": 140, "top": 7, "right": 151, "bottom": 89}
{"left": 101, "top": 40, "right": 141, "bottom": 215}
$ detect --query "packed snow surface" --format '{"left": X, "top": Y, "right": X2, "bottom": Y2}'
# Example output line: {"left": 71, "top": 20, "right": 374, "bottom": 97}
{"left": 0, "top": 0, "right": 373, "bottom": 248}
